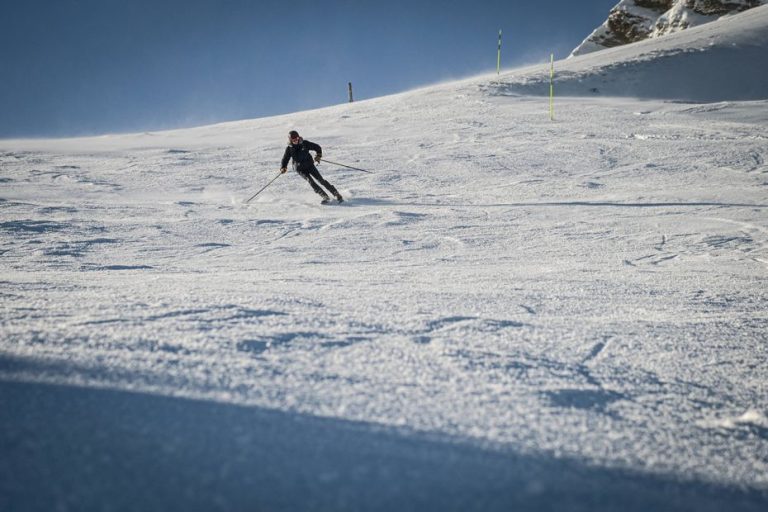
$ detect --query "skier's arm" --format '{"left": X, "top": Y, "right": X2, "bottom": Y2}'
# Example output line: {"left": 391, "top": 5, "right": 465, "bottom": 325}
{"left": 305, "top": 140, "right": 322, "bottom": 162}
{"left": 280, "top": 146, "right": 291, "bottom": 171}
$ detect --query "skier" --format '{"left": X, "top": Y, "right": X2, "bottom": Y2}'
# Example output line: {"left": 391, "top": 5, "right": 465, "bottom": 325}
{"left": 280, "top": 130, "right": 343, "bottom": 204}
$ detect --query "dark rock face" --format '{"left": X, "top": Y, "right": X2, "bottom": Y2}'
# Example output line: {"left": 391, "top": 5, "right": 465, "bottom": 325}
{"left": 603, "top": 10, "right": 660, "bottom": 47}
{"left": 635, "top": 0, "right": 674, "bottom": 9}
{"left": 571, "top": 0, "right": 765, "bottom": 56}
{"left": 687, "top": 0, "right": 761, "bottom": 16}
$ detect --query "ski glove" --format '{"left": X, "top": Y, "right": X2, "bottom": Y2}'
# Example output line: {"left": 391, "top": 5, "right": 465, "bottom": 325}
{"left": 280, "top": 167, "right": 287, "bottom": 173}
{"left": 314, "top": 155, "right": 322, "bottom": 163}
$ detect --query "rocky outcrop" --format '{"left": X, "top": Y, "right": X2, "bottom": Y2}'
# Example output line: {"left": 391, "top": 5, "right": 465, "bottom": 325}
{"left": 570, "top": 0, "right": 764, "bottom": 56}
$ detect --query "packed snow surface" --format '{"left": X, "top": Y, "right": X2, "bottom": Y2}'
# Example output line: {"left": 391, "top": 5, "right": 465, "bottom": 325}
{"left": 1, "top": 5, "right": 767, "bottom": 511}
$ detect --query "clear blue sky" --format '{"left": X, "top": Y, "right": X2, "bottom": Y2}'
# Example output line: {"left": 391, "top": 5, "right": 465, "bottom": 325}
{"left": 0, "top": 0, "right": 616, "bottom": 137}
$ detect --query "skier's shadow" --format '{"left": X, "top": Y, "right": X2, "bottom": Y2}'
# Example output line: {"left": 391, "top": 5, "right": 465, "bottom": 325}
{"left": 1, "top": 361, "right": 766, "bottom": 512}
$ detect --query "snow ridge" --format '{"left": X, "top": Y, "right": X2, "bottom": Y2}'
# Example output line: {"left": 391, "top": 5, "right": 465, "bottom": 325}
{"left": 488, "top": 4, "right": 768, "bottom": 102}
{"left": 571, "top": 0, "right": 766, "bottom": 56}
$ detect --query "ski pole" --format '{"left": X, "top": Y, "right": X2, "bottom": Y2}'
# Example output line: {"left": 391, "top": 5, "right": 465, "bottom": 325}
{"left": 245, "top": 171, "right": 283, "bottom": 203}
{"left": 320, "top": 159, "right": 373, "bottom": 174}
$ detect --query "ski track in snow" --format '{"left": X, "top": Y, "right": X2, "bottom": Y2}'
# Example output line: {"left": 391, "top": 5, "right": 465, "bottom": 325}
{"left": 2, "top": 9, "right": 768, "bottom": 511}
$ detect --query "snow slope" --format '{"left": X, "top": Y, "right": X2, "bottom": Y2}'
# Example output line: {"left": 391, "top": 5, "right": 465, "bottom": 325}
{"left": 498, "top": 4, "right": 768, "bottom": 101}
{"left": 1, "top": 5, "right": 767, "bottom": 511}
{"left": 570, "top": 0, "right": 766, "bottom": 57}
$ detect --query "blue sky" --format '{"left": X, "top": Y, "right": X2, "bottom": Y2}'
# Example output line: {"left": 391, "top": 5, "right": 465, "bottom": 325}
{"left": 0, "top": 0, "right": 616, "bottom": 137}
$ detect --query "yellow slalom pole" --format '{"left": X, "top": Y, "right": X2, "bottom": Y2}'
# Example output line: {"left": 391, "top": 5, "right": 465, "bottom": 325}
{"left": 497, "top": 30, "right": 502, "bottom": 75}
{"left": 549, "top": 53, "right": 555, "bottom": 121}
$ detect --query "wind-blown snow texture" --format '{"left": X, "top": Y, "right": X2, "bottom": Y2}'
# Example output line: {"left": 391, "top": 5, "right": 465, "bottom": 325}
{"left": 2, "top": 6, "right": 767, "bottom": 512}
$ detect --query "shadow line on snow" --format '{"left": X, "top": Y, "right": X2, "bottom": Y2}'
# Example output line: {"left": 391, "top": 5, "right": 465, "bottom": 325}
{"left": 0, "top": 357, "right": 766, "bottom": 512}
{"left": 349, "top": 198, "right": 768, "bottom": 209}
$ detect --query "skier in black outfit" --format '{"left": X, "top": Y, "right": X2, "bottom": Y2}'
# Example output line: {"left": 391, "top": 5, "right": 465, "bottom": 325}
{"left": 280, "top": 130, "right": 343, "bottom": 204}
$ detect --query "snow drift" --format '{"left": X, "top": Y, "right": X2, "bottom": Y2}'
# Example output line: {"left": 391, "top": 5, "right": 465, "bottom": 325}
{"left": 492, "top": 4, "right": 768, "bottom": 102}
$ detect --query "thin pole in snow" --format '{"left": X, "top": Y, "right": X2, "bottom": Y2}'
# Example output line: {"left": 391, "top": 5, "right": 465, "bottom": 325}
{"left": 497, "top": 30, "right": 502, "bottom": 75}
{"left": 245, "top": 172, "right": 283, "bottom": 204}
{"left": 320, "top": 159, "right": 373, "bottom": 174}
{"left": 550, "top": 53, "right": 555, "bottom": 121}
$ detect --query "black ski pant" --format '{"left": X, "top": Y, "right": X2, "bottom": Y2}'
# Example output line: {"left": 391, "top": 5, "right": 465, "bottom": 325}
{"left": 297, "top": 165, "right": 340, "bottom": 199}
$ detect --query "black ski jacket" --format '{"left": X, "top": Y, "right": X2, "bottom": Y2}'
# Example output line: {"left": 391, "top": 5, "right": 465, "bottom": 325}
{"left": 281, "top": 139, "right": 322, "bottom": 171}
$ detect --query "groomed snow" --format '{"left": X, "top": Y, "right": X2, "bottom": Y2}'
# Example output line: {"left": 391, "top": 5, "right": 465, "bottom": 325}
{"left": 1, "top": 5, "right": 767, "bottom": 511}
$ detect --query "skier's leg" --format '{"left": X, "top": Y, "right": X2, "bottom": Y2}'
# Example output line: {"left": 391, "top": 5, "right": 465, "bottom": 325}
{"left": 298, "top": 169, "right": 329, "bottom": 199}
{"left": 308, "top": 167, "right": 343, "bottom": 200}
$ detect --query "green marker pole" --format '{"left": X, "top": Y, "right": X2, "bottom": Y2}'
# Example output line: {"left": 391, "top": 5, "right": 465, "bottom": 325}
{"left": 497, "top": 30, "right": 502, "bottom": 75}
{"left": 549, "top": 53, "right": 554, "bottom": 121}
